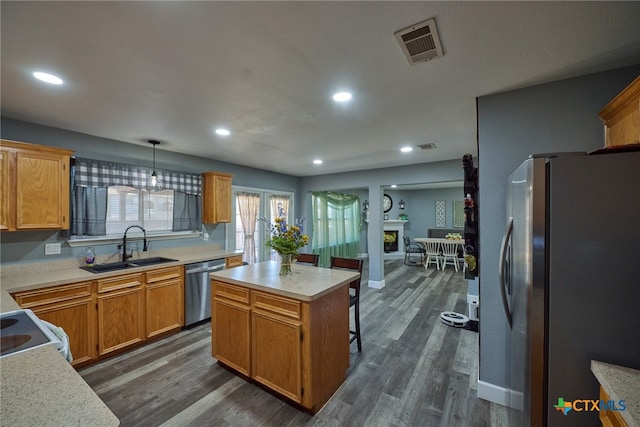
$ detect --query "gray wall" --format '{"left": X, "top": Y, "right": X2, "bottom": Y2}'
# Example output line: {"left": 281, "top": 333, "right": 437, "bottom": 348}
{"left": 1, "top": 118, "right": 300, "bottom": 265}
{"left": 340, "top": 186, "right": 464, "bottom": 255}
{"left": 300, "top": 161, "right": 463, "bottom": 283}
{"left": 476, "top": 65, "right": 640, "bottom": 392}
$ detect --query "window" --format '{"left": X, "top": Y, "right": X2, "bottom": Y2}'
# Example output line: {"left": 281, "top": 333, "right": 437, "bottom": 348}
{"left": 105, "top": 186, "right": 174, "bottom": 236}
{"left": 230, "top": 188, "right": 294, "bottom": 264}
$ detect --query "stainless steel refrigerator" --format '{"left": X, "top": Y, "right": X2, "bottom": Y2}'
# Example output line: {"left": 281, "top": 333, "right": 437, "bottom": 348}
{"left": 499, "top": 150, "right": 640, "bottom": 426}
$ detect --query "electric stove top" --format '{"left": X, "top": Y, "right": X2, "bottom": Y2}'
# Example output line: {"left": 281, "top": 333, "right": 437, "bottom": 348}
{"left": 0, "top": 309, "right": 62, "bottom": 357}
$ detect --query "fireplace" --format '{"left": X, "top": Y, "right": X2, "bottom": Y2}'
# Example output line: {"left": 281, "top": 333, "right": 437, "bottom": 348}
{"left": 384, "top": 230, "right": 398, "bottom": 252}
{"left": 383, "top": 220, "right": 407, "bottom": 259}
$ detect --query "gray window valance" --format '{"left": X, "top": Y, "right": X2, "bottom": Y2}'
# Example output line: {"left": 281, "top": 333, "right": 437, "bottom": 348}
{"left": 73, "top": 157, "right": 201, "bottom": 196}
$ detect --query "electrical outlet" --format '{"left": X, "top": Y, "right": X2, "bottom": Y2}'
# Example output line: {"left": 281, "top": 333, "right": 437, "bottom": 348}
{"left": 202, "top": 233, "right": 210, "bottom": 241}
{"left": 45, "top": 243, "right": 61, "bottom": 255}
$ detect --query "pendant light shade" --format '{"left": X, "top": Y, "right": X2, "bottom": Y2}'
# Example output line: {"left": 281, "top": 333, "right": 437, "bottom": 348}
{"left": 148, "top": 140, "right": 162, "bottom": 191}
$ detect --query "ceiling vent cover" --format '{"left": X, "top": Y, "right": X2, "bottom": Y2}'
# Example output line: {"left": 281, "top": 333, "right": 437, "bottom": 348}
{"left": 394, "top": 17, "right": 444, "bottom": 65}
{"left": 418, "top": 143, "right": 437, "bottom": 150}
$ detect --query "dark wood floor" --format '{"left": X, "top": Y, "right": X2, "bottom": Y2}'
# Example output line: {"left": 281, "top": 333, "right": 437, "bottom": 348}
{"left": 79, "top": 260, "right": 507, "bottom": 426}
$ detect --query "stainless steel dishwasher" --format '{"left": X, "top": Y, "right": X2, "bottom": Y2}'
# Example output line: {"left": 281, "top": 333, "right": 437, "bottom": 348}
{"left": 184, "top": 259, "right": 226, "bottom": 326}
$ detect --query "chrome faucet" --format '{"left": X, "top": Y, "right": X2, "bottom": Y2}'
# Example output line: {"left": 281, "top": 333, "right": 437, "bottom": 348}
{"left": 121, "top": 225, "right": 148, "bottom": 262}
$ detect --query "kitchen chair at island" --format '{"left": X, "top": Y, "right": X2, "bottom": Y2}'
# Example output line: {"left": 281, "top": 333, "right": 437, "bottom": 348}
{"left": 330, "top": 256, "right": 364, "bottom": 352}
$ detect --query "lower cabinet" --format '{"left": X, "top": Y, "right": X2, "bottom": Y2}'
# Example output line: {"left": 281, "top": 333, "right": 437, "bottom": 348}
{"left": 252, "top": 303, "right": 303, "bottom": 403}
{"left": 11, "top": 264, "right": 185, "bottom": 367}
{"left": 599, "top": 387, "right": 627, "bottom": 427}
{"left": 145, "top": 266, "right": 184, "bottom": 339}
{"left": 212, "top": 280, "right": 251, "bottom": 376}
{"left": 211, "top": 279, "right": 349, "bottom": 412}
{"left": 97, "top": 273, "right": 145, "bottom": 356}
{"left": 12, "top": 281, "right": 97, "bottom": 367}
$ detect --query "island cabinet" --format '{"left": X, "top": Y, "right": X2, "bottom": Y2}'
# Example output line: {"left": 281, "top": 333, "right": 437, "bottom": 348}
{"left": 97, "top": 273, "right": 145, "bottom": 356}
{"left": 201, "top": 171, "right": 233, "bottom": 223}
{"left": 0, "top": 139, "right": 74, "bottom": 231}
{"left": 210, "top": 262, "right": 355, "bottom": 413}
{"left": 251, "top": 291, "right": 304, "bottom": 403}
{"left": 212, "top": 280, "right": 251, "bottom": 376}
{"left": 145, "top": 265, "right": 184, "bottom": 339}
{"left": 12, "top": 281, "right": 97, "bottom": 367}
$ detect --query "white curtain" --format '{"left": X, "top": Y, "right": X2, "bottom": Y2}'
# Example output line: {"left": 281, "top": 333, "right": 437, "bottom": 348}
{"left": 270, "top": 195, "right": 290, "bottom": 222}
{"left": 237, "top": 192, "right": 261, "bottom": 265}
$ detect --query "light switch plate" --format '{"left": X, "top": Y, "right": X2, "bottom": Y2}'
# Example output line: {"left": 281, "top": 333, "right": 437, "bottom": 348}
{"left": 45, "top": 243, "right": 61, "bottom": 255}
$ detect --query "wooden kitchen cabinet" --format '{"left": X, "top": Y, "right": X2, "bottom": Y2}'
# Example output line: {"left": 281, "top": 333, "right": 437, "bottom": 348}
{"left": 201, "top": 171, "right": 233, "bottom": 223}
{"left": 0, "top": 149, "right": 9, "bottom": 230}
{"left": 225, "top": 254, "right": 244, "bottom": 269}
{"left": 145, "top": 265, "right": 184, "bottom": 339}
{"left": 211, "top": 273, "right": 350, "bottom": 412}
{"left": 0, "top": 139, "right": 74, "bottom": 231}
{"left": 599, "top": 76, "right": 640, "bottom": 148}
{"left": 211, "top": 280, "right": 251, "bottom": 376}
{"left": 97, "top": 273, "right": 145, "bottom": 356}
{"left": 251, "top": 291, "right": 303, "bottom": 403}
{"left": 599, "top": 387, "right": 627, "bottom": 427}
{"left": 12, "top": 281, "right": 98, "bottom": 367}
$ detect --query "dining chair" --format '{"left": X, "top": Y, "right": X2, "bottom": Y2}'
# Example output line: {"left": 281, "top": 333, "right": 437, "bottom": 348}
{"left": 403, "top": 236, "right": 426, "bottom": 266}
{"left": 330, "top": 256, "right": 364, "bottom": 352}
{"left": 423, "top": 239, "right": 441, "bottom": 270}
{"left": 295, "top": 253, "right": 319, "bottom": 266}
{"left": 440, "top": 241, "right": 460, "bottom": 271}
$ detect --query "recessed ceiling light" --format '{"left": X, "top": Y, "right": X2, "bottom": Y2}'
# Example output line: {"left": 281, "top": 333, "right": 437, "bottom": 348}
{"left": 400, "top": 146, "right": 413, "bottom": 153}
{"left": 313, "top": 159, "right": 323, "bottom": 165}
{"left": 215, "top": 128, "right": 230, "bottom": 136}
{"left": 332, "top": 92, "right": 352, "bottom": 102}
{"left": 391, "top": 185, "right": 397, "bottom": 188}
{"left": 33, "top": 71, "right": 63, "bottom": 85}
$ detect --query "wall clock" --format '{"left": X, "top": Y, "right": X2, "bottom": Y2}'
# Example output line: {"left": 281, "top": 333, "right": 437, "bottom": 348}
{"left": 383, "top": 194, "right": 393, "bottom": 212}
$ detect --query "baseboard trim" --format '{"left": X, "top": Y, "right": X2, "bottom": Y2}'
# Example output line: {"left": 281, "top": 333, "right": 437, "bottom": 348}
{"left": 477, "top": 380, "right": 510, "bottom": 407}
{"left": 368, "top": 279, "right": 385, "bottom": 289}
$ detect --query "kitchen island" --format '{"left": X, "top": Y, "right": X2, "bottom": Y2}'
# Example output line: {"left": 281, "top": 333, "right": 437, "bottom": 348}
{"left": 210, "top": 260, "right": 360, "bottom": 413}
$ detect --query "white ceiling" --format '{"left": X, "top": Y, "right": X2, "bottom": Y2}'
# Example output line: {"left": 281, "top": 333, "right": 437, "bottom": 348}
{"left": 2, "top": 2, "right": 640, "bottom": 177}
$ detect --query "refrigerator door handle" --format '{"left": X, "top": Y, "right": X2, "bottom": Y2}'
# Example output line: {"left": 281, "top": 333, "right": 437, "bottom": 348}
{"left": 499, "top": 217, "right": 513, "bottom": 329}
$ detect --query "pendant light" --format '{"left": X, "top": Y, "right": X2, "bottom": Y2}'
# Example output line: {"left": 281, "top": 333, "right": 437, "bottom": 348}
{"left": 148, "top": 140, "right": 162, "bottom": 191}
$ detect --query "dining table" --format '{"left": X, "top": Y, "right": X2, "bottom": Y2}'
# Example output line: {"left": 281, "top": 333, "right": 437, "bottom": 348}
{"left": 414, "top": 237, "right": 464, "bottom": 270}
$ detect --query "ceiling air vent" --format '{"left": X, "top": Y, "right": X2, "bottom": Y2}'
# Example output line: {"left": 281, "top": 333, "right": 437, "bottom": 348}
{"left": 394, "top": 17, "right": 444, "bottom": 66}
{"left": 418, "top": 143, "right": 437, "bottom": 150}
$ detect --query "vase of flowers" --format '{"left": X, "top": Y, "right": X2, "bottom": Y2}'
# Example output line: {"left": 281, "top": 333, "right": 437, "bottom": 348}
{"left": 262, "top": 210, "right": 309, "bottom": 276}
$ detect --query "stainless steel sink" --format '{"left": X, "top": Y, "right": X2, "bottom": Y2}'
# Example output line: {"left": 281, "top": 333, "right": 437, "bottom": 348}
{"left": 81, "top": 257, "right": 178, "bottom": 274}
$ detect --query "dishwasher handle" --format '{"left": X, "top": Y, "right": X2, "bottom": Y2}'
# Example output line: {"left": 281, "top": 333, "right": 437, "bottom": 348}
{"left": 185, "top": 264, "right": 225, "bottom": 274}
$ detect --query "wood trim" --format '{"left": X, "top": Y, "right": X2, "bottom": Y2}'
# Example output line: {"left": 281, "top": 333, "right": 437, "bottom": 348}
{"left": 599, "top": 386, "right": 628, "bottom": 427}
{"left": 12, "top": 281, "right": 94, "bottom": 308}
{"left": 145, "top": 265, "right": 182, "bottom": 283}
{"left": 599, "top": 76, "right": 640, "bottom": 147}
{"left": 225, "top": 255, "right": 244, "bottom": 269}
{"left": 252, "top": 291, "right": 301, "bottom": 320}
{"left": 0, "top": 139, "right": 74, "bottom": 156}
{"left": 97, "top": 273, "right": 143, "bottom": 293}
{"left": 213, "top": 280, "right": 250, "bottom": 304}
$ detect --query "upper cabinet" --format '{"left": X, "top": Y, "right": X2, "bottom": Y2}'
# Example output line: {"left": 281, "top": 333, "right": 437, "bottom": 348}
{"left": 0, "top": 140, "right": 74, "bottom": 231}
{"left": 201, "top": 171, "right": 233, "bottom": 223}
{"left": 599, "top": 76, "right": 640, "bottom": 148}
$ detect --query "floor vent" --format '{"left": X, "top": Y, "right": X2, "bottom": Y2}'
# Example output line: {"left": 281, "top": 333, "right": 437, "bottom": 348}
{"left": 394, "top": 17, "right": 444, "bottom": 66}
{"left": 418, "top": 143, "right": 437, "bottom": 150}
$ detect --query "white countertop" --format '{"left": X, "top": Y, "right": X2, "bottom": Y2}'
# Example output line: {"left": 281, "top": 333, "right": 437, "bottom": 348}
{"left": 1, "top": 345, "right": 119, "bottom": 426}
{"left": 210, "top": 260, "right": 360, "bottom": 301}
{"left": 0, "top": 246, "right": 241, "bottom": 426}
{"left": 591, "top": 360, "right": 640, "bottom": 427}
{"left": 0, "top": 247, "right": 241, "bottom": 312}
